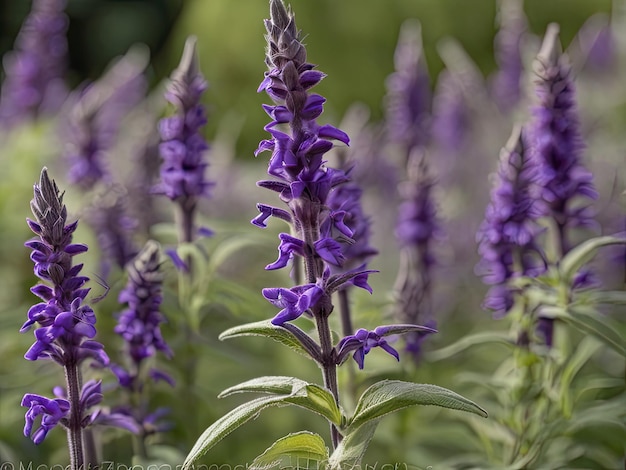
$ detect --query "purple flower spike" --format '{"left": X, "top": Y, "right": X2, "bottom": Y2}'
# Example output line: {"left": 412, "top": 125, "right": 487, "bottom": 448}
{"left": 156, "top": 36, "right": 213, "bottom": 204}
{"left": 21, "top": 393, "right": 70, "bottom": 445}
{"left": 0, "top": 0, "right": 68, "bottom": 127}
{"left": 476, "top": 126, "right": 544, "bottom": 318}
{"left": 385, "top": 20, "right": 432, "bottom": 150}
{"left": 529, "top": 23, "right": 598, "bottom": 254}
{"left": 490, "top": 0, "right": 527, "bottom": 112}
{"left": 115, "top": 240, "right": 171, "bottom": 366}
{"left": 62, "top": 47, "right": 148, "bottom": 189}
{"left": 85, "top": 185, "right": 139, "bottom": 277}
{"left": 23, "top": 168, "right": 108, "bottom": 366}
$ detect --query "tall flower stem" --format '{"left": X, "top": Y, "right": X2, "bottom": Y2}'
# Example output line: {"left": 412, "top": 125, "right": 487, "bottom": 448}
{"left": 313, "top": 310, "right": 341, "bottom": 449}
{"left": 64, "top": 362, "right": 84, "bottom": 470}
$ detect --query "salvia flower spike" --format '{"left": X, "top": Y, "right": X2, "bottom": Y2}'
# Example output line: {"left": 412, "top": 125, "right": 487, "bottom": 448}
{"left": 476, "top": 126, "right": 544, "bottom": 319}
{"left": 21, "top": 168, "right": 100, "bottom": 468}
{"left": 157, "top": 36, "right": 213, "bottom": 244}
{"left": 0, "top": 0, "right": 68, "bottom": 127}
{"left": 112, "top": 240, "right": 173, "bottom": 439}
{"left": 21, "top": 169, "right": 136, "bottom": 468}
{"left": 527, "top": 24, "right": 599, "bottom": 345}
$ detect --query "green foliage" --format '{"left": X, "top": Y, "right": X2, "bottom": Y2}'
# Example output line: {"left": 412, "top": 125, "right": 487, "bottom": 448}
{"left": 220, "top": 320, "right": 314, "bottom": 359}
{"left": 250, "top": 432, "right": 329, "bottom": 469}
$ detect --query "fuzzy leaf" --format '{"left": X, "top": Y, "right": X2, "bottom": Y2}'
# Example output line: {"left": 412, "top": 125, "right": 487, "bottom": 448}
{"left": 328, "top": 420, "right": 379, "bottom": 469}
{"left": 183, "top": 395, "right": 292, "bottom": 469}
{"left": 219, "top": 320, "right": 310, "bottom": 358}
{"left": 346, "top": 380, "right": 487, "bottom": 433}
{"left": 559, "top": 336, "right": 602, "bottom": 418}
{"left": 219, "top": 376, "right": 308, "bottom": 397}
{"left": 250, "top": 432, "right": 329, "bottom": 469}
{"left": 544, "top": 307, "right": 626, "bottom": 357}
{"left": 219, "top": 376, "right": 343, "bottom": 426}
{"left": 427, "top": 332, "right": 515, "bottom": 361}
{"left": 560, "top": 235, "right": 626, "bottom": 282}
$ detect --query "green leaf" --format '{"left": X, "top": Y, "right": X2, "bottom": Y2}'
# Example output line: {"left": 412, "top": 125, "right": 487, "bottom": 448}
{"left": 182, "top": 395, "right": 292, "bottom": 469}
{"left": 328, "top": 420, "right": 379, "bottom": 469}
{"left": 219, "top": 376, "right": 309, "bottom": 397}
{"left": 219, "top": 376, "right": 343, "bottom": 426}
{"left": 183, "top": 379, "right": 344, "bottom": 468}
{"left": 427, "top": 332, "right": 515, "bottom": 361}
{"left": 346, "top": 380, "right": 487, "bottom": 433}
{"left": 219, "top": 320, "right": 310, "bottom": 358}
{"left": 560, "top": 235, "right": 626, "bottom": 281}
{"left": 584, "top": 290, "right": 626, "bottom": 305}
{"left": 559, "top": 336, "right": 602, "bottom": 418}
{"left": 545, "top": 307, "right": 626, "bottom": 357}
{"left": 250, "top": 432, "right": 329, "bottom": 469}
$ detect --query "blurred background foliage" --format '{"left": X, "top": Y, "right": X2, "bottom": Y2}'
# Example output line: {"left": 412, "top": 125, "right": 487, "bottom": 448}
{"left": 0, "top": 0, "right": 614, "bottom": 155}
{"left": 0, "top": 0, "right": 624, "bottom": 468}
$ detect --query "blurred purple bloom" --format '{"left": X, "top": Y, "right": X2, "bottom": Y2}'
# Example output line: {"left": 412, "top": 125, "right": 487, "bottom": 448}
{"left": 576, "top": 15, "right": 616, "bottom": 73}
{"left": 476, "top": 126, "right": 544, "bottom": 317}
{"left": 85, "top": 185, "right": 139, "bottom": 277}
{"left": 385, "top": 20, "right": 431, "bottom": 150}
{"left": 62, "top": 48, "right": 148, "bottom": 189}
{"left": 22, "top": 168, "right": 109, "bottom": 367}
{"left": 0, "top": 0, "right": 68, "bottom": 127}
{"left": 490, "top": 0, "right": 527, "bottom": 112}
{"left": 156, "top": 37, "right": 213, "bottom": 204}
{"left": 393, "top": 156, "right": 441, "bottom": 357}
{"left": 529, "top": 24, "right": 598, "bottom": 252}
{"left": 431, "top": 70, "right": 468, "bottom": 154}
{"left": 396, "top": 157, "right": 441, "bottom": 258}
{"left": 115, "top": 240, "right": 171, "bottom": 367}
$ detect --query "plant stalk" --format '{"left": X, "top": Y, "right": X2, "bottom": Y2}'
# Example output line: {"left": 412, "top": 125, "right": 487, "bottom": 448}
{"left": 64, "top": 361, "right": 84, "bottom": 470}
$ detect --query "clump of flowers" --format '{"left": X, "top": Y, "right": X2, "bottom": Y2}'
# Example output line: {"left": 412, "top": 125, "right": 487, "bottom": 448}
{"left": 0, "top": 0, "right": 68, "bottom": 127}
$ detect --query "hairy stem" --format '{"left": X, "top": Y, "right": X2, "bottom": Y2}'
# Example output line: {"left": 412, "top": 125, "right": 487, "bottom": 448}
{"left": 64, "top": 361, "right": 84, "bottom": 470}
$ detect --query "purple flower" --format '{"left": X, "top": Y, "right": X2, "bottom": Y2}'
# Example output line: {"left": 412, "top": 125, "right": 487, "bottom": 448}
{"left": 263, "top": 284, "right": 324, "bottom": 326}
{"left": 336, "top": 324, "right": 437, "bottom": 370}
{"left": 22, "top": 168, "right": 108, "bottom": 367}
{"left": 431, "top": 70, "right": 468, "bottom": 154}
{"left": 490, "top": 0, "right": 527, "bottom": 112}
{"left": 156, "top": 37, "right": 213, "bottom": 204}
{"left": 337, "top": 328, "right": 399, "bottom": 369}
{"left": 114, "top": 240, "right": 171, "bottom": 366}
{"left": 393, "top": 156, "right": 442, "bottom": 357}
{"left": 476, "top": 126, "right": 544, "bottom": 317}
{"left": 62, "top": 48, "right": 148, "bottom": 189}
{"left": 21, "top": 393, "right": 70, "bottom": 445}
{"left": 85, "top": 185, "right": 139, "bottom": 277}
{"left": 385, "top": 20, "right": 431, "bottom": 151}
{"left": 0, "top": 0, "right": 68, "bottom": 127}
{"left": 529, "top": 24, "right": 598, "bottom": 250}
